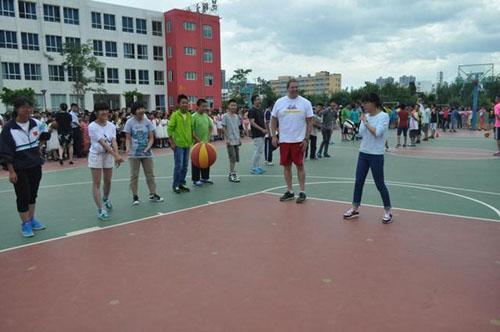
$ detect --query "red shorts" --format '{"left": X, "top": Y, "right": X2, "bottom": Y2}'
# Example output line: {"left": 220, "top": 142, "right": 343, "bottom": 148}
{"left": 279, "top": 142, "right": 304, "bottom": 167}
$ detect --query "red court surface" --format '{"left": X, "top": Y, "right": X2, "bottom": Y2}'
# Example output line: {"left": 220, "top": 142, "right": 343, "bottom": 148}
{"left": 1, "top": 193, "right": 499, "bottom": 332}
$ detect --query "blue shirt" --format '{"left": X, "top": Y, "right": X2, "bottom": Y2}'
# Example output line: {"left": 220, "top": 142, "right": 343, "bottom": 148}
{"left": 350, "top": 109, "right": 360, "bottom": 124}
{"left": 359, "top": 111, "right": 389, "bottom": 155}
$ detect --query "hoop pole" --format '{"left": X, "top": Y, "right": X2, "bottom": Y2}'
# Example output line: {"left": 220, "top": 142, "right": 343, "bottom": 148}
{"left": 471, "top": 82, "right": 479, "bottom": 131}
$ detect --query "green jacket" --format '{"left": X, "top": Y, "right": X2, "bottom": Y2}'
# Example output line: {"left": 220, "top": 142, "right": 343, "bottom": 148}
{"left": 167, "top": 110, "right": 194, "bottom": 148}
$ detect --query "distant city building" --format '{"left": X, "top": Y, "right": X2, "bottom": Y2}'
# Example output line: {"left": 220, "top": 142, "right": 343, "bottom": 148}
{"left": 221, "top": 69, "right": 226, "bottom": 89}
{"left": 416, "top": 80, "right": 436, "bottom": 94}
{"left": 399, "top": 75, "right": 416, "bottom": 86}
{"left": 436, "top": 71, "right": 444, "bottom": 86}
{"left": 221, "top": 88, "right": 229, "bottom": 102}
{"left": 270, "top": 71, "right": 342, "bottom": 96}
{"left": 376, "top": 76, "right": 394, "bottom": 87}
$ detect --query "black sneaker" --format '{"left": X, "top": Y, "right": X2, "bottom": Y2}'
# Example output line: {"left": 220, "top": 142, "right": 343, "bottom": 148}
{"left": 132, "top": 195, "right": 140, "bottom": 205}
{"left": 173, "top": 186, "right": 181, "bottom": 194}
{"left": 179, "top": 184, "right": 190, "bottom": 192}
{"left": 323, "top": 154, "right": 331, "bottom": 158}
{"left": 296, "top": 192, "right": 307, "bottom": 204}
{"left": 149, "top": 193, "right": 164, "bottom": 202}
{"left": 279, "top": 191, "right": 295, "bottom": 201}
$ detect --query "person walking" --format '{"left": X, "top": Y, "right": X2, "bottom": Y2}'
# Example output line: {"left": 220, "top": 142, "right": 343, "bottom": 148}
{"left": 55, "top": 103, "right": 74, "bottom": 165}
{"left": 317, "top": 99, "right": 336, "bottom": 158}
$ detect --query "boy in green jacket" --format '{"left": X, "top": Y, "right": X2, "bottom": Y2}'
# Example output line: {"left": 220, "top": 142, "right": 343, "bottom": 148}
{"left": 168, "top": 94, "right": 194, "bottom": 194}
{"left": 192, "top": 98, "right": 213, "bottom": 186}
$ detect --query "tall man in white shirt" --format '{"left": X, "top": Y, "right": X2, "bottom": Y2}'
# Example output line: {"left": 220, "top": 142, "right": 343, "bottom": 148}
{"left": 270, "top": 79, "right": 314, "bottom": 204}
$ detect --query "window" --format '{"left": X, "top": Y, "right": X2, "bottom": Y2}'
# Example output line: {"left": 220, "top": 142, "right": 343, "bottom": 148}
{"left": 185, "top": 72, "right": 197, "bottom": 80}
{"left": 184, "top": 47, "right": 196, "bottom": 56}
{"left": 51, "top": 94, "right": 66, "bottom": 112}
{"left": 155, "top": 95, "right": 165, "bottom": 111}
{"left": 136, "top": 18, "right": 147, "bottom": 34}
{"left": 107, "top": 68, "right": 118, "bottom": 84}
{"left": 19, "top": 1, "right": 36, "bottom": 19}
{"left": 95, "top": 68, "right": 104, "bottom": 83}
{"left": 124, "top": 43, "right": 134, "bottom": 58}
{"left": 67, "top": 66, "right": 78, "bottom": 81}
{"left": 122, "top": 16, "right": 133, "bottom": 32}
{"left": 21, "top": 32, "right": 39, "bottom": 50}
{"left": 153, "top": 46, "right": 163, "bottom": 61}
{"left": 1, "top": 62, "right": 21, "bottom": 79}
{"left": 205, "top": 96, "right": 214, "bottom": 108}
{"left": 43, "top": 4, "right": 60, "bottom": 22}
{"left": 152, "top": 21, "right": 162, "bottom": 36}
{"left": 203, "top": 25, "right": 212, "bottom": 39}
{"left": 103, "top": 14, "right": 115, "bottom": 30}
{"left": 167, "top": 46, "right": 172, "bottom": 58}
{"left": 0, "top": 30, "right": 17, "bottom": 49}
{"left": 35, "top": 94, "right": 44, "bottom": 111}
{"left": 168, "top": 95, "right": 174, "bottom": 107}
{"left": 166, "top": 21, "right": 171, "bottom": 33}
{"left": 69, "top": 94, "right": 79, "bottom": 105}
{"left": 91, "top": 12, "right": 101, "bottom": 28}
{"left": 183, "top": 21, "right": 196, "bottom": 31}
{"left": 138, "top": 70, "right": 149, "bottom": 85}
{"left": 204, "top": 73, "right": 213, "bottom": 86}
{"left": 137, "top": 44, "right": 147, "bottom": 60}
{"left": 65, "top": 37, "right": 80, "bottom": 46}
{"left": 167, "top": 70, "right": 173, "bottom": 82}
{"left": 105, "top": 41, "right": 117, "bottom": 57}
{"left": 204, "top": 49, "right": 213, "bottom": 62}
{"left": 188, "top": 96, "right": 197, "bottom": 104}
{"left": 63, "top": 7, "right": 79, "bottom": 25}
{"left": 154, "top": 71, "right": 164, "bottom": 85}
{"left": 48, "top": 65, "right": 64, "bottom": 81}
{"left": 125, "top": 69, "right": 136, "bottom": 84}
{"left": 93, "top": 40, "right": 103, "bottom": 56}
{"left": 46, "top": 35, "right": 62, "bottom": 52}
{"left": 0, "top": 0, "right": 15, "bottom": 17}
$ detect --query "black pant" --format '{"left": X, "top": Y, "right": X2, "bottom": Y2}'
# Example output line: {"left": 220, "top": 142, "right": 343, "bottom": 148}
{"left": 318, "top": 129, "right": 332, "bottom": 155}
{"left": 73, "top": 127, "right": 83, "bottom": 157}
{"left": 13, "top": 166, "right": 42, "bottom": 213}
{"left": 191, "top": 163, "right": 210, "bottom": 182}
{"left": 308, "top": 135, "right": 317, "bottom": 158}
{"left": 264, "top": 137, "right": 276, "bottom": 162}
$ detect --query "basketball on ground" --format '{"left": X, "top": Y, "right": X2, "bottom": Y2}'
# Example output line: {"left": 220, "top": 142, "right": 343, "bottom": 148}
{"left": 191, "top": 142, "right": 217, "bottom": 169}
{"left": 484, "top": 132, "right": 490, "bottom": 138}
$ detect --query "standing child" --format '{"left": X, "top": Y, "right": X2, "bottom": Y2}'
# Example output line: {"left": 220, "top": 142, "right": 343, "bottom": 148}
{"left": 222, "top": 99, "right": 243, "bottom": 182}
{"left": 88, "top": 102, "right": 124, "bottom": 221}
{"left": 192, "top": 99, "right": 214, "bottom": 186}
{"left": 80, "top": 114, "right": 90, "bottom": 156}
{"left": 409, "top": 106, "right": 420, "bottom": 147}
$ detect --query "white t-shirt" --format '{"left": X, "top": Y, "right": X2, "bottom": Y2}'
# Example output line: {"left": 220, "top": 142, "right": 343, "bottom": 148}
{"left": 89, "top": 120, "right": 116, "bottom": 154}
{"left": 271, "top": 95, "right": 314, "bottom": 143}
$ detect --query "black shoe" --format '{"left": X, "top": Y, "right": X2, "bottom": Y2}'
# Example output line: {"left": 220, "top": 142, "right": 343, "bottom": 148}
{"left": 173, "top": 186, "right": 181, "bottom": 194}
{"left": 179, "top": 184, "right": 190, "bottom": 192}
{"left": 316, "top": 152, "right": 322, "bottom": 159}
{"left": 324, "top": 154, "right": 331, "bottom": 158}
{"left": 279, "top": 191, "right": 295, "bottom": 201}
{"left": 296, "top": 192, "right": 307, "bottom": 204}
{"left": 59, "top": 159, "right": 63, "bottom": 165}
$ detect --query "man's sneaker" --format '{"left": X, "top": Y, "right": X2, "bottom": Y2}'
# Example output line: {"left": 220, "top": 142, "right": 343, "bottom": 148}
{"left": 193, "top": 180, "right": 203, "bottom": 187}
{"left": 149, "top": 194, "right": 164, "bottom": 202}
{"left": 103, "top": 197, "right": 113, "bottom": 210}
{"left": 201, "top": 179, "right": 214, "bottom": 184}
{"left": 21, "top": 222, "right": 34, "bottom": 238}
{"left": 416, "top": 140, "right": 421, "bottom": 144}
{"left": 251, "top": 168, "right": 260, "bottom": 175}
{"left": 324, "top": 154, "right": 331, "bottom": 158}
{"left": 396, "top": 144, "right": 401, "bottom": 148}
{"left": 173, "top": 186, "right": 182, "bottom": 194}
{"left": 229, "top": 172, "right": 240, "bottom": 182}
{"left": 179, "top": 184, "right": 190, "bottom": 192}
{"left": 132, "top": 195, "right": 140, "bottom": 205}
{"left": 402, "top": 144, "right": 407, "bottom": 148}
{"left": 296, "top": 192, "right": 307, "bottom": 204}
{"left": 279, "top": 191, "right": 295, "bottom": 202}
{"left": 257, "top": 167, "right": 266, "bottom": 173}
{"left": 343, "top": 208, "right": 360, "bottom": 220}
{"left": 317, "top": 153, "right": 322, "bottom": 159}
{"left": 265, "top": 162, "right": 274, "bottom": 166}
{"left": 382, "top": 212, "right": 393, "bottom": 224}
{"left": 98, "top": 209, "right": 111, "bottom": 221}
{"left": 493, "top": 151, "right": 500, "bottom": 156}
{"left": 30, "top": 217, "right": 46, "bottom": 231}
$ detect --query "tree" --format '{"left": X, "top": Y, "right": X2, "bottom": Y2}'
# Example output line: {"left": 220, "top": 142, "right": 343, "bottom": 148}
{"left": 229, "top": 68, "right": 252, "bottom": 106}
{"left": 123, "top": 89, "right": 143, "bottom": 107}
{"left": 408, "top": 81, "right": 417, "bottom": 97}
{"left": 61, "top": 41, "right": 106, "bottom": 109}
{"left": 0, "top": 87, "right": 36, "bottom": 110}
{"left": 255, "top": 77, "right": 277, "bottom": 108}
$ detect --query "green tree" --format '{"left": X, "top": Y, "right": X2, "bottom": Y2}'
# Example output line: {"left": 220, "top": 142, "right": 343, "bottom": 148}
{"left": 61, "top": 41, "right": 106, "bottom": 109}
{"left": 229, "top": 68, "right": 252, "bottom": 106}
{"left": 123, "top": 89, "right": 143, "bottom": 107}
{"left": 255, "top": 76, "right": 277, "bottom": 108}
{"left": 0, "top": 87, "right": 36, "bottom": 110}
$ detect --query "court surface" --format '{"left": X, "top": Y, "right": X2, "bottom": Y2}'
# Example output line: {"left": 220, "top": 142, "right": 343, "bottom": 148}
{"left": 1, "top": 129, "right": 499, "bottom": 331}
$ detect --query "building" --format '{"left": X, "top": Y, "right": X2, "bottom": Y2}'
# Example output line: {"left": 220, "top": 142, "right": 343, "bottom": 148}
{"left": 221, "top": 69, "right": 226, "bottom": 89}
{"left": 416, "top": 80, "right": 436, "bottom": 94}
{"left": 399, "top": 75, "right": 416, "bottom": 86}
{"left": 375, "top": 76, "right": 394, "bottom": 87}
{"left": 270, "top": 71, "right": 342, "bottom": 97}
{"left": 164, "top": 8, "right": 221, "bottom": 110}
{"left": 436, "top": 71, "right": 444, "bottom": 86}
{"left": 0, "top": 0, "right": 167, "bottom": 112}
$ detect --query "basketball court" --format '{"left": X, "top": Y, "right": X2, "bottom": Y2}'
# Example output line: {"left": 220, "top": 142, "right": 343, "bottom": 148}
{"left": 1, "top": 129, "right": 499, "bottom": 331}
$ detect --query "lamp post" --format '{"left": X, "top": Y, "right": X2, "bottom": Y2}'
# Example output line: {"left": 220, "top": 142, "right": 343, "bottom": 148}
{"left": 41, "top": 89, "right": 47, "bottom": 112}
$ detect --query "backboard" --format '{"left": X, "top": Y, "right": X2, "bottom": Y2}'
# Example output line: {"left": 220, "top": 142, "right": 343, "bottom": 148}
{"left": 457, "top": 63, "right": 494, "bottom": 84}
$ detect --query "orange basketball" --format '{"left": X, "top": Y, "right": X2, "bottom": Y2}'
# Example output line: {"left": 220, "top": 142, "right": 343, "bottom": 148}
{"left": 484, "top": 132, "right": 490, "bottom": 138}
{"left": 191, "top": 142, "right": 217, "bottom": 169}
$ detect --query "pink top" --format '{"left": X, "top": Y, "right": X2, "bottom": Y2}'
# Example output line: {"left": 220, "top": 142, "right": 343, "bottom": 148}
{"left": 494, "top": 103, "right": 500, "bottom": 128}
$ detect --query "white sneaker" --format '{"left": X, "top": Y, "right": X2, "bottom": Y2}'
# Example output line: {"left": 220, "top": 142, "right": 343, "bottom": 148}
{"left": 382, "top": 212, "right": 393, "bottom": 224}
{"left": 266, "top": 162, "right": 274, "bottom": 166}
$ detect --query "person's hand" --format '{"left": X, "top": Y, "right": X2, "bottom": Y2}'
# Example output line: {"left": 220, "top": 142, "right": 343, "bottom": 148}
{"left": 9, "top": 171, "right": 17, "bottom": 184}
{"left": 170, "top": 142, "right": 176, "bottom": 150}
{"left": 300, "top": 138, "right": 309, "bottom": 152}
{"left": 115, "top": 154, "right": 124, "bottom": 167}
{"left": 125, "top": 148, "right": 130, "bottom": 156}
{"left": 360, "top": 113, "right": 366, "bottom": 122}
{"left": 262, "top": 129, "right": 268, "bottom": 135}
{"left": 142, "top": 148, "right": 150, "bottom": 154}
{"left": 272, "top": 136, "right": 278, "bottom": 148}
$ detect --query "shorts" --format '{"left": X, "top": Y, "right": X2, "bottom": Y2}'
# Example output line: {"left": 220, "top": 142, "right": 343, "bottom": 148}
{"left": 58, "top": 132, "right": 74, "bottom": 147}
{"left": 430, "top": 123, "right": 437, "bottom": 131}
{"left": 280, "top": 142, "right": 304, "bottom": 167}
{"left": 88, "top": 152, "right": 115, "bottom": 169}
{"left": 397, "top": 127, "right": 408, "bottom": 136}
{"left": 226, "top": 144, "right": 240, "bottom": 163}
{"left": 495, "top": 127, "right": 500, "bottom": 140}
{"left": 422, "top": 123, "right": 429, "bottom": 133}
{"left": 409, "top": 129, "right": 419, "bottom": 139}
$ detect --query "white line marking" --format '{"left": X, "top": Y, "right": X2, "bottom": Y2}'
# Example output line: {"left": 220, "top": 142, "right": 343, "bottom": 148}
{"left": 66, "top": 227, "right": 101, "bottom": 236}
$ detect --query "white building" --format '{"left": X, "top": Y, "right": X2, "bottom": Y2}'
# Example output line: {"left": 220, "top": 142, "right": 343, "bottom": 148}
{"left": 0, "top": 0, "right": 167, "bottom": 113}
{"left": 399, "top": 75, "right": 416, "bottom": 86}
{"left": 416, "top": 80, "right": 436, "bottom": 94}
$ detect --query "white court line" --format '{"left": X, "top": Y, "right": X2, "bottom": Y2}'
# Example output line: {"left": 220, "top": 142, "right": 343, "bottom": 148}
{"left": 0, "top": 192, "right": 261, "bottom": 254}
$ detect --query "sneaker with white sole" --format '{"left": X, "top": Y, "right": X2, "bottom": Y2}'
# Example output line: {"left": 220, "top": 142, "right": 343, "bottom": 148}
{"left": 98, "top": 209, "right": 111, "bottom": 221}
{"left": 30, "top": 217, "right": 46, "bottom": 231}
{"left": 343, "top": 208, "right": 360, "bottom": 219}
{"left": 382, "top": 213, "right": 393, "bottom": 224}
{"left": 103, "top": 197, "right": 113, "bottom": 210}
{"left": 149, "top": 193, "right": 164, "bottom": 202}
{"left": 132, "top": 195, "right": 140, "bottom": 205}
{"left": 229, "top": 172, "right": 240, "bottom": 182}
{"left": 21, "top": 222, "right": 34, "bottom": 238}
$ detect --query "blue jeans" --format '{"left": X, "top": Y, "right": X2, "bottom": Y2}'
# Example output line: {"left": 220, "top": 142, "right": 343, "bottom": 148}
{"left": 173, "top": 147, "right": 190, "bottom": 188}
{"left": 353, "top": 152, "right": 391, "bottom": 210}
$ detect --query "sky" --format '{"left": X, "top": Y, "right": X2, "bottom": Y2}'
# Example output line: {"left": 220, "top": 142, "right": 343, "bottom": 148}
{"left": 102, "top": 0, "right": 500, "bottom": 88}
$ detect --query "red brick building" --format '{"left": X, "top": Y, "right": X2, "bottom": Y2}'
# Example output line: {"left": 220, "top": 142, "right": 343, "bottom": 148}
{"left": 164, "top": 9, "right": 222, "bottom": 111}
